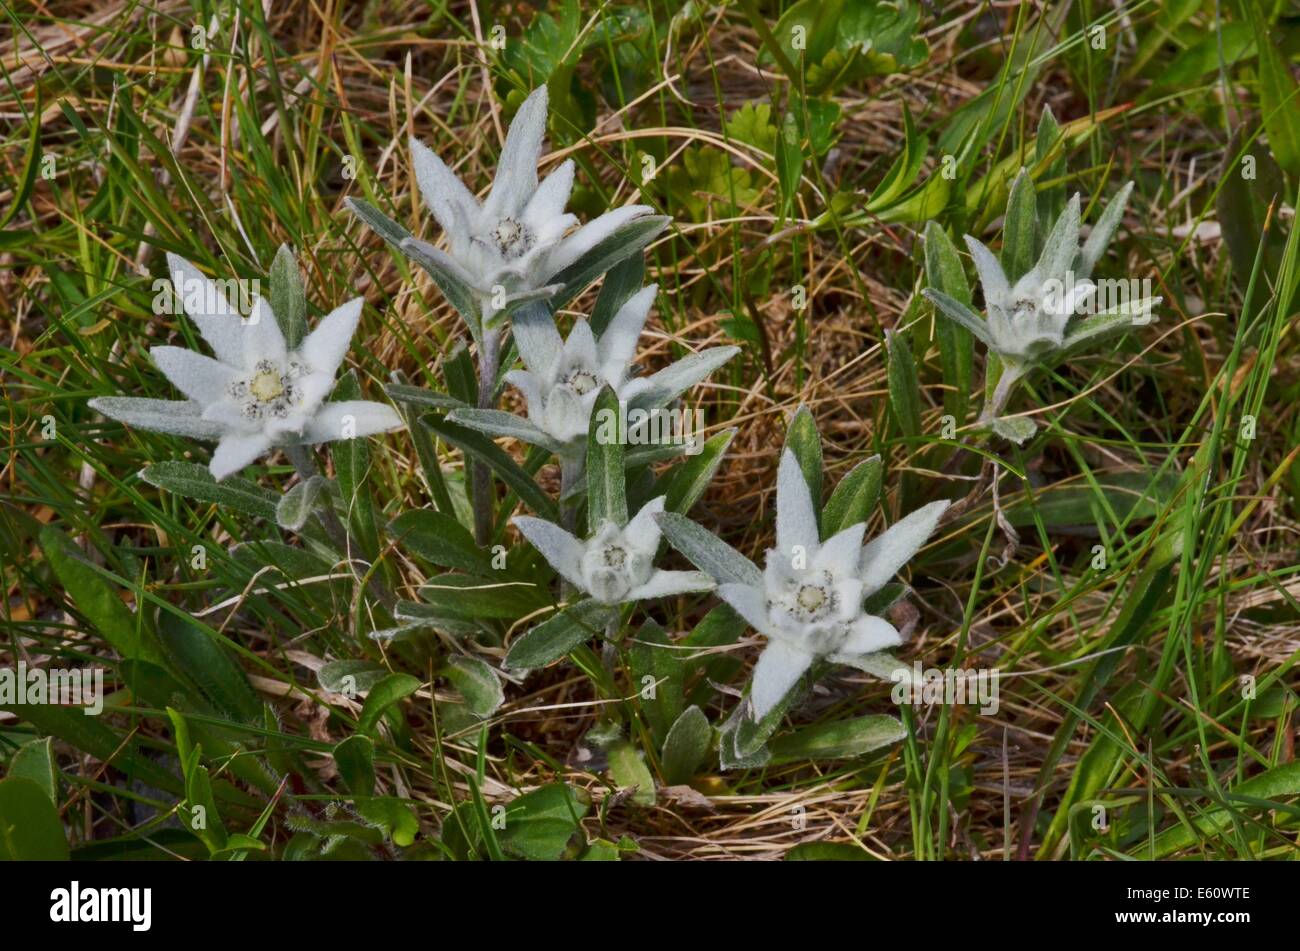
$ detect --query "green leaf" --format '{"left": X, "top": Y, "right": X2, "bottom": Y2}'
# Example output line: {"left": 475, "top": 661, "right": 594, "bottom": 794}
{"left": 388, "top": 508, "right": 488, "bottom": 573}
{"left": 628, "top": 620, "right": 683, "bottom": 746}
{"left": 587, "top": 385, "right": 627, "bottom": 528}
{"left": 1034, "top": 107, "right": 1067, "bottom": 228}
{"left": 231, "top": 540, "right": 333, "bottom": 583}
{"left": 355, "top": 796, "right": 420, "bottom": 847}
{"left": 861, "top": 586, "right": 908, "bottom": 617}
{"left": 158, "top": 611, "right": 263, "bottom": 724}
{"left": 318, "top": 659, "right": 389, "bottom": 695}
{"left": 424, "top": 416, "right": 559, "bottom": 520}
{"left": 1001, "top": 168, "right": 1037, "bottom": 280}
{"left": 448, "top": 407, "right": 565, "bottom": 453}
{"left": 38, "top": 526, "right": 153, "bottom": 662}
{"left": 167, "top": 709, "right": 228, "bottom": 854}
{"left": 579, "top": 839, "right": 623, "bottom": 861}
{"left": 785, "top": 842, "right": 873, "bottom": 860}
{"left": 661, "top": 706, "right": 711, "bottom": 785}
{"left": 1245, "top": 4, "right": 1300, "bottom": 176}
{"left": 357, "top": 673, "right": 421, "bottom": 737}
{"left": 330, "top": 370, "right": 381, "bottom": 558}
{"left": 0, "top": 85, "right": 39, "bottom": 230}
{"left": 497, "top": 783, "right": 590, "bottom": 861}
{"left": 767, "top": 714, "right": 907, "bottom": 764}
{"left": 994, "top": 472, "right": 1177, "bottom": 530}
{"left": 269, "top": 244, "right": 307, "bottom": 350}
{"left": 1215, "top": 129, "right": 1286, "bottom": 286}
{"left": 655, "top": 511, "right": 762, "bottom": 587}
{"left": 214, "top": 833, "right": 268, "bottom": 856}
{"left": 821, "top": 455, "right": 883, "bottom": 536}
{"left": 384, "top": 383, "right": 467, "bottom": 413}
{"left": 3, "top": 703, "right": 180, "bottom": 795}
{"left": 141, "top": 461, "right": 278, "bottom": 519}
{"left": 388, "top": 372, "right": 456, "bottom": 516}
{"left": 867, "top": 103, "right": 926, "bottom": 210}
{"left": 276, "top": 474, "right": 330, "bottom": 532}
{"left": 923, "top": 289, "right": 995, "bottom": 348}
{"left": 658, "top": 428, "right": 735, "bottom": 515}
{"left": 1146, "top": 760, "right": 1300, "bottom": 858}
{"left": 0, "top": 777, "right": 69, "bottom": 860}
{"left": 606, "top": 739, "right": 656, "bottom": 807}
{"left": 415, "top": 573, "right": 549, "bottom": 620}
{"left": 1060, "top": 305, "right": 1156, "bottom": 357}
{"left": 886, "top": 329, "right": 922, "bottom": 440}
{"left": 923, "top": 221, "right": 973, "bottom": 421}
{"left": 9, "top": 738, "right": 58, "bottom": 805}
{"left": 548, "top": 215, "right": 670, "bottom": 311}
{"left": 444, "top": 655, "right": 504, "bottom": 718}
{"left": 345, "top": 196, "right": 411, "bottom": 247}
{"left": 726, "top": 100, "right": 777, "bottom": 153}
{"left": 590, "top": 254, "right": 645, "bottom": 337}
{"left": 347, "top": 196, "right": 480, "bottom": 338}
{"left": 783, "top": 405, "right": 823, "bottom": 516}
{"left": 504, "top": 600, "right": 617, "bottom": 670}
{"left": 333, "top": 734, "right": 375, "bottom": 797}
{"left": 989, "top": 415, "right": 1038, "bottom": 446}
{"left": 442, "top": 340, "right": 478, "bottom": 405}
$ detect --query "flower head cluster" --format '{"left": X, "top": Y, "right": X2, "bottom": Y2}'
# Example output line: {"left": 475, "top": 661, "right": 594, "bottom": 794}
{"left": 712, "top": 452, "right": 948, "bottom": 719}
{"left": 515, "top": 496, "right": 713, "bottom": 605}
{"left": 403, "top": 86, "right": 659, "bottom": 322}
{"left": 510, "top": 286, "right": 737, "bottom": 450}
{"left": 924, "top": 177, "right": 1157, "bottom": 368}
{"left": 505, "top": 286, "right": 652, "bottom": 446}
{"left": 90, "top": 254, "right": 401, "bottom": 480}
{"left": 449, "top": 286, "right": 738, "bottom": 455}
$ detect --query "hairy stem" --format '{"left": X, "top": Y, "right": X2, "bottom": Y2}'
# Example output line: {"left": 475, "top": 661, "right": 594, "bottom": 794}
{"left": 471, "top": 323, "right": 501, "bottom": 547}
{"left": 558, "top": 452, "right": 584, "bottom": 600}
{"left": 978, "top": 365, "right": 1024, "bottom": 427}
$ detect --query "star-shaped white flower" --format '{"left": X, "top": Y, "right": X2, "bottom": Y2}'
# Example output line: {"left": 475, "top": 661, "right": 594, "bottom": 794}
{"left": 716, "top": 451, "right": 948, "bottom": 720}
{"left": 89, "top": 254, "right": 402, "bottom": 480}
{"left": 514, "top": 496, "right": 714, "bottom": 605}
{"left": 489, "top": 284, "right": 738, "bottom": 450}
{"left": 404, "top": 85, "right": 657, "bottom": 321}
{"left": 925, "top": 180, "right": 1154, "bottom": 368}
{"left": 960, "top": 194, "right": 1096, "bottom": 361}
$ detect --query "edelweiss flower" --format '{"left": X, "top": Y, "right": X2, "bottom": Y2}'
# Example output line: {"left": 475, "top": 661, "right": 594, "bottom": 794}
{"left": 453, "top": 285, "right": 738, "bottom": 451}
{"left": 714, "top": 451, "right": 948, "bottom": 719}
{"left": 925, "top": 179, "right": 1154, "bottom": 367}
{"left": 404, "top": 85, "right": 658, "bottom": 321}
{"left": 89, "top": 254, "right": 402, "bottom": 480}
{"left": 514, "top": 496, "right": 714, "bottom": 605}
{"left": 960, "top": 193, "right": 1094, "bottom": 362}
{"left": 504, "top": 289, "right": 648, "bottom": 447}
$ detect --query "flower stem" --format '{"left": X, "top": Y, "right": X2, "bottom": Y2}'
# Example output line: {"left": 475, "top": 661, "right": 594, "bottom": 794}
{"left": 559, "top": 453, "right": 582, "bottom": 534}
{"left": 471, "top": 324, "right": 501, "bottom": 548}
{"left": 977, "top": 365, "right": 1024, "bottom": 428}
{"left": 558, "top": 453, "right": 584, "bottom": 600}
{"left": 285, "top": 443, "right": 397, "bottom": 613}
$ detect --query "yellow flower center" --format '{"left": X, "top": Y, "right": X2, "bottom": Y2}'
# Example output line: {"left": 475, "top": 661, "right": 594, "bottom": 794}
{"left": 250, "top": 369, "right": 284, "bottom": 402}
{"left": 567, "top": 369, "right": 598, "bottom": 395}
{"left": 796, "top": 584, "right": 827, "bottom": 613}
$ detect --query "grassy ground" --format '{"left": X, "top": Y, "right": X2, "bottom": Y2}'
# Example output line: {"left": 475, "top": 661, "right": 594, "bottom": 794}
{"left": 2, "top": 0, "right": 1299, "bottom": 860}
